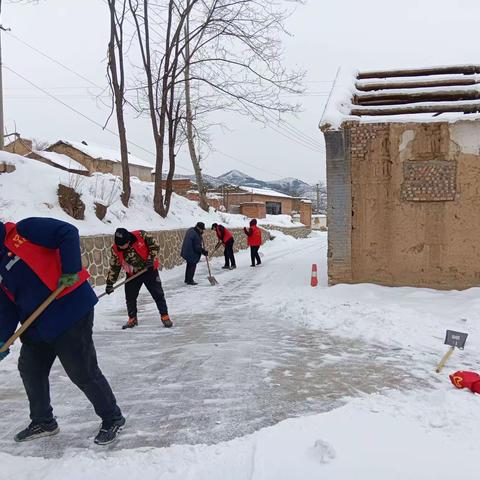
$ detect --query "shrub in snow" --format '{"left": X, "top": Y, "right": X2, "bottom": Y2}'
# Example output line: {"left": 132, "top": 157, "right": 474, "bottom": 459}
{"left": 57, "top": 183, "right": 85, "bottom": 220}
{"left": 94, "top": 202, "right": 108, "bottom": 221}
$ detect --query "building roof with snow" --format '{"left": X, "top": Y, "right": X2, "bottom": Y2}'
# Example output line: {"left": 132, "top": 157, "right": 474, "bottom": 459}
{"left": 238, "top": 186, "right": 294, "bottom": 199}
{"left": 48, "top": 140, "right": 154, "bottom": 169}
{"left": 320, "top": 65, "right": 480, "bottom": 130}
{"left": 34, "top": 150, "right": 89, "bottom": 172}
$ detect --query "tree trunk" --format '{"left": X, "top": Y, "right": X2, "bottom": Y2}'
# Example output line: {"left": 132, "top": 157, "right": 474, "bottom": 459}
{"left": 107, "top": 0, "right": 130, "bottom": 207}
{"left": 184, "top": 18, "right": 209, "bottom": 212}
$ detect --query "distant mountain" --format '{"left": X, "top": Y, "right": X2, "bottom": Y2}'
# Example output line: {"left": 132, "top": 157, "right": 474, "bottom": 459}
{"left": 173, "top": 169, "right": 327, "bottom": 213}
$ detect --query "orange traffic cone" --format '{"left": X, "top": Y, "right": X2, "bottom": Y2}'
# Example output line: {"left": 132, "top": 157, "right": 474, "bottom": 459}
{"left": 311, "top": 264, "right": 318, "bottom": 287}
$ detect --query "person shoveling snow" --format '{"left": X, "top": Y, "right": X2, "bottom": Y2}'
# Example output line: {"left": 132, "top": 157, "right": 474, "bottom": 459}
{"left": 105, "top": 228, "right": 172, "bottom": 329}
{"left": 0, "top": 217, "right": 125, "bottom": 445}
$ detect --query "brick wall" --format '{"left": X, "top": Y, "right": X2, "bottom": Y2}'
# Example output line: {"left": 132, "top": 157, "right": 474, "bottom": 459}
{"left": 324, "top": 129, "right": 352, "bottom": 284}
{"left": 240, "top": 202, "right": 266, "bottom": 219}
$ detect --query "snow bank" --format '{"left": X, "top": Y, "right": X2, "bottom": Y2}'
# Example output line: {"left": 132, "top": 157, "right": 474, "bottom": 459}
{"left": 0, "top": 151, "right": 303, "bottom": 235}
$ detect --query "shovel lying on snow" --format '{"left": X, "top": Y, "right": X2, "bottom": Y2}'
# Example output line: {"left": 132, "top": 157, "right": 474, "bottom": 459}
{"left": 435, "top": 329, "right": 468, "bottom": 373}
{"left": 1, "top": 269, "right": 149, "bottom": 352}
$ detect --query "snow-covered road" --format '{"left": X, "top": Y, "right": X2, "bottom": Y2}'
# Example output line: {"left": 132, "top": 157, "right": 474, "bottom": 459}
{"left": 0, "top": 233, "right": 421, "bottom": 459}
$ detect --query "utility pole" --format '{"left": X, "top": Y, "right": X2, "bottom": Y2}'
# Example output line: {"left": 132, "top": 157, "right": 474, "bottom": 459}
{"left": 0, "top": 23, "right": 7, "bottom": 150}
{"left": 316, "top": 183, "right": 320, "bottom": 214}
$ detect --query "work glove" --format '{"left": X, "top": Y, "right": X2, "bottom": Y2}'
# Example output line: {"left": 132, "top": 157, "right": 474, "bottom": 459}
{"left": 105, "top": 284, "right": 114, "bottom": 295}
{"left": 0, "top": 342, "right": 10, "bottom": 362}
{"left": 57, "top": 273, "right": 80, "bottom": 289}
{"left": 202, "top": 249, "right": 208, "bottom": 257}
{"left": 146, "top": 257, "right": 155, "bottom": 271}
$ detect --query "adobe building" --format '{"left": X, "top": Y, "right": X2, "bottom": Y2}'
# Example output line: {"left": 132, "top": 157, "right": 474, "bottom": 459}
{"left": 320, "top": 65, "right": 480, "bottom": 290}
{"left": 47, "top": 140, "right": 153, "bottom": 181}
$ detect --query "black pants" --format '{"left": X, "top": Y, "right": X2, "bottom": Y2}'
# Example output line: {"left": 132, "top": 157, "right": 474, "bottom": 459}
{"left": 125, "top": 269, "right": 168, "bottom": 318}
{"left": 185, "top": 262, "right": 197, "bottom": 283}
{"left": 250, "top": 246, "right": 261, "bottom": 266}
{"left": 18, "top": 310, "right": 122, "bottom": 425}
{"left": 224, "top": 238, "right": 236, "bottom": 268}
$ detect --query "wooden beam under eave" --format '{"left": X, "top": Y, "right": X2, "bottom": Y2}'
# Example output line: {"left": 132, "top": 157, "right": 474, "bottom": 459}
{"left": 354, "top": 89, "right": 480, "bottom": 106}
{"left": 350, "top": 103, "right": 480, "bottom": 116}
{"left": 357, "top": 65, "right": 480, "bottom": 80}
{"left": 356, "top": 77, "right": 480, "bottom": 92}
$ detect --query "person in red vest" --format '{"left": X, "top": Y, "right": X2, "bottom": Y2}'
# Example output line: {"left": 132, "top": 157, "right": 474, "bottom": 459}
{"left": 212, "top": 223, "right": 236, "bottom": 270}
{"left": 0, "top": 218, "right": 124, "bottom": 445}
{"left": 105, "top": 228, "right": 172, "bottom": 329}
{"left": 243, "top": 219, "right": 262, "bottom": 267}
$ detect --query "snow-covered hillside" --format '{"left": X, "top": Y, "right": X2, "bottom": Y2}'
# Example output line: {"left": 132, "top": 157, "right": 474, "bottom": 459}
{"left": 0, "top": 152, "right": 302, "bottom": 235}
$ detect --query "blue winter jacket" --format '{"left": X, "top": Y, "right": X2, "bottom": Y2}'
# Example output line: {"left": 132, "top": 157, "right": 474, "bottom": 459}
{"left": 180, "top": 227, "right": 204, "bottom": 264}
{"left": 0, "top": 218, "right": 98, "bottom": 344}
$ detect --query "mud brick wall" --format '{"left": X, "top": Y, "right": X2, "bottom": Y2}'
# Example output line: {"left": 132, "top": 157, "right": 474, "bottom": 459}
{"left": 80, "top": 227, "right": 271, "bottom": 286}
{"left": 324, "top": 119, "right": 480, "bottom": 290}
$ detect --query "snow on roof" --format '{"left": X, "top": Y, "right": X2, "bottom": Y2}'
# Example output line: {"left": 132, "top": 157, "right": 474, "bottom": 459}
{"left": 238, "top": 186, "right": 294, "bottom": 199}
{"left": 35, "top": 150, "right": 89, "bottom": 172}
{"left": 57, "top": 140, "right": 154, "bottom": 169}
{"left": 320, "top": 65, "right": 480, "bottom": 130}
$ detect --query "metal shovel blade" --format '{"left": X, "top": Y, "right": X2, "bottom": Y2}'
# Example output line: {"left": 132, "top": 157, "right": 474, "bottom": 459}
{"left": 208, "top": 275, "right": 219, "bottom": 286}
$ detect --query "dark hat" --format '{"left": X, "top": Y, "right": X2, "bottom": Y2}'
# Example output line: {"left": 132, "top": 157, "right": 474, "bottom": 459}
{"left": 250, "top": 218, "right": 257, "bottom": 226}
{"left": 211, "top": 223, "right": 218, "bottom": 230}
{"left": 196, "top": 222, "right": 206, "bottom": 231}
{"left": 114, "top": 228, "right": 131, "bottom": 246}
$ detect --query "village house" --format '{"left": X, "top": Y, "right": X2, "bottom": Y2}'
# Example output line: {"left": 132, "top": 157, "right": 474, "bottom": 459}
{"left": 320, "top": 64, "right": 480, "bottom": 290}
{"left": 222, "top": 186, "right": 312, "bottom": 226}
{"left": 47, "top": 140, "right": 154, "bottom": 181}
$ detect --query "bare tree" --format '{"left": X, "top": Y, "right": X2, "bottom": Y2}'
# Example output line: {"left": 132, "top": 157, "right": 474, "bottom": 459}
{"left": 128, "top": 1, "right": 195, "bottom": 216}
{"left": 106, "top": 0, "right": 131, "bottom": 207}
{"left": 179, "top": 0, "right": 304, "bottom": 210}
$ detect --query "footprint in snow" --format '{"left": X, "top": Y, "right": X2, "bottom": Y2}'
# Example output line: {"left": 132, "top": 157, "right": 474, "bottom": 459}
{"left": 312, "top": 439, "right": 336, "bottom": 464}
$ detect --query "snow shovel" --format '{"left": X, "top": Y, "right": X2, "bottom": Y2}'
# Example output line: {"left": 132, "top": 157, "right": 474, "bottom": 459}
{"left": 0, "top": 286, "right": 66, "bottom": 353}
{"left": 435, "top": 329, "right": 468, "bottom": 373}
{"left": 203, "top": 242, "right": 218, "bottom": 286}
{"left": 205, "top": 255, "right": 219, "bottom": 286}
{"left": 97, "top": 268, "right": 148, "bottom": 299}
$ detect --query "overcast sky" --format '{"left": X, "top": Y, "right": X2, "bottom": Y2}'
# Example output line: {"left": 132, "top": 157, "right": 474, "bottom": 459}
{"left": 3, "top": 0, "right": 480, "bottom": 184}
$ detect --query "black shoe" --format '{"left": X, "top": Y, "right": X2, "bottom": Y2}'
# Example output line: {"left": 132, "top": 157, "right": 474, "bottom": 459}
{"left": 229, "top": 266, "right": 236, "bottom": 270}
{"left": 250, "top": 264, "right": 255, "bottom": 267}
{"left": 221, "top": 265, "right": 230, "bottom": 270}
{"left": 14, "top": 420, "right": 59, "bottom": 442}
{"left": 186, "top": 281, "right": 198, "bottom": 285}
{"left": 94, "top": 417, "right": 126, "bottom": 445}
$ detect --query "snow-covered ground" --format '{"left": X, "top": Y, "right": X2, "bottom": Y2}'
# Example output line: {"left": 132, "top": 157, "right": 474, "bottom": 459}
{"left": 2, "top": 232, "right": 480, "bottom": 479}
{"left": 0, "top": 151, "right": 303, "bottom": 234}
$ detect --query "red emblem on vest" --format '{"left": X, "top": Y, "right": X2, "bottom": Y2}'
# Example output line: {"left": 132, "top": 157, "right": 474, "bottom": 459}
{"left": 2, "top": 222, "right": 90, "bottom": 301}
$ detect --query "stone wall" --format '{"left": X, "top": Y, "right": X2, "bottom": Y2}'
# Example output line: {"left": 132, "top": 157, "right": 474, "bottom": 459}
{"left": 325, "top": 119, "right": 480, "bottom": 290}
{"left": 263, "top": 225, "right": 311, "bottom": 239}
{"left": 80, "top": 227, "right": 271, "bottom": 286}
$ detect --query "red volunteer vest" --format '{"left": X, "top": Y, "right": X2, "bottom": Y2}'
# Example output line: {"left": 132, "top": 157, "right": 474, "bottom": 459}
{"left": 2, "top": 222, "right": 90, "bottom": 301}
{"left": 247, "top": 225, "right": 262, "bottom": 247}
{"left": 216, "top": 226, "right": 233, "bottom": 244}
{"left": 112, "top": 230, "right": 159, "bottom": 275}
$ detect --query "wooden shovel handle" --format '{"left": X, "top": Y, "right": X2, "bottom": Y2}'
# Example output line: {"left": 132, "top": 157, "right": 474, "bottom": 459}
{"left": 97, "top": 268, "right": 147, "bottom": 300}
{"left": 435, "top": 346, "right": 455, "bottom": 373}
{"left": 0, "top": 286, "right": 65, "bottom": 352}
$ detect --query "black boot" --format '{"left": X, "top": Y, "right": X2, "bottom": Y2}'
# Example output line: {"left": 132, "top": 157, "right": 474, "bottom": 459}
{"left": 94, "top": 416, "right": 126, "bottom": 445}
{"left": 14, "top": 419, "right": 59, "bottom": 442}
